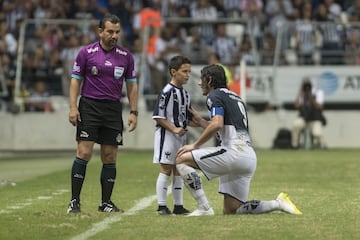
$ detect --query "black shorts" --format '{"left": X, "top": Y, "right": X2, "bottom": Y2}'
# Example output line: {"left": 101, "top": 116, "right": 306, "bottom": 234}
{"left": 76, "top": 96, "right": 124, "bottom": 145}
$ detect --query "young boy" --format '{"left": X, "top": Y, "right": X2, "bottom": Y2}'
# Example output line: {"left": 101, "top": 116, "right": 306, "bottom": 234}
{"left": 152, "top": 55, "right": 194, "bottom": 215}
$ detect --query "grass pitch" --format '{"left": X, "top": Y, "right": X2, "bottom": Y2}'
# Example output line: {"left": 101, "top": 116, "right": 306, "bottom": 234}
{"left": 0, "top": 149, "right": 359, "bottom": 240}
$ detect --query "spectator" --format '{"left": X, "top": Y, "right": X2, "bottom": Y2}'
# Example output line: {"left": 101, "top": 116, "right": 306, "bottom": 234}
{"left": 222, "top": 0, "right": 242, "bottom": 18}
{"left": 148, "top": 25, "right": 181, "bottom": 109}
{"left": 61, "top": 0, "right": 78, "bottom": 19}
{"left": 315, "top": 3, "right": 344, "bottom": 65}
{"left": 261, "top": 31, "right": 276, "bottom": 65}
{"left": 145, "top": 26, "right": 161, "bottom": 109}
{"left": 290, "top": 2, "right": 320, "bottom": 65}
{"left": 343, "top": 27, "right": 360, "bottom": 65}
{"left": 181, "top": 26, "right": 209, "bottom": 64}
{"left": 190, "top": 0, "right": 218, "bottom": 45}
{"left": 33, "top": 0, "right": 53, "bottom": 20}
{"left": 92, "top": 0, "right": 109, "bottom": 20}
{"left": 132, "top": 37, "right": 152, "bottom": 110}
{"left": 292, "top": 78, "right": 326, "bottom": 149}
{"left": 49, "top": 2, "right": 67, "bottom": 19}
{"left": 1, "top": 0, "right": 29, "bottom": 33}
{"left": 24, "top": 80, "right": 53, "bottom": 112}
{"left": 323, "top": 0, "right": 342, "bottom": 22}
{"left": 265, "top": 0, "right": 295, "bottom": 50}
{"left": 48, "top": 47, "right": 63, "bottom": 95}
{"left": 28, "top": 43, "right": 50, "bottom": 84}
{"left": 210, "top": 23, "right": 238, "bottom": 66}
{"left": 346, "top": 0, "right": 360, "bottom": 22}
{"left": 241, "top": 0, "right": 265, "bottom": 49}
{"left": 208, "top": 52, "right": 233, "bottom": 85}
{"left": 108, "top": 0, "right": 134, "bottom": 47}
{"left": 292, "top": 0, "right": 305, "bottom": 19}
{"left": 60, "top": 34, "right": 82, "bottom": 96}
{"left": 240, "top": 35, "right": 257, "bottom": 65}
{"left": 0, "top": 53, "right": 17, "bottom": 112}
{"left": 167, "top": 6, "right": 192, "bottom": 42}
{"left": 74, "top": 0, "right": 94, "bottom": 20}
{"left": 0, "top": 19, "right": 17, "bottom": 58}
{"left": 132, "top": 0, "right": 163, "bottom": 39}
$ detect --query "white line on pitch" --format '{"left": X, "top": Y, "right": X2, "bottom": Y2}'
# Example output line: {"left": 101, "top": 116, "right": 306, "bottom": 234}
{"left": 71, "top": 189, "right": 171, "bottom": 240}
{"left": 0, "top": 189, "right": 69, "bottom": 214}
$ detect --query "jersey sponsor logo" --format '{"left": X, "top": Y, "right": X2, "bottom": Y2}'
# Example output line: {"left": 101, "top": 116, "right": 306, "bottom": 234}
{"left": 91, "top": 66, "right": 98, "bottom": 75}
{"left": 116, "top": 48, "right": 127, "bottom": 55}
{"left": 105, "top": 60, "right": 112, "bottom": 66}
{"left": 73, "top": 61, "right": 80, "bottom": 72}
{"left": 114, "top": 66, "right": 124, "bottom": 79}
{"left": 80, "top": 131, "right": 89, "bottom": 138}
{"left": 87, "top": 47, "right": 99, "bottom": 53}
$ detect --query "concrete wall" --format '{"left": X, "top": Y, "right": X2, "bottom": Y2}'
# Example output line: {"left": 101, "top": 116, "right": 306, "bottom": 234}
{"left": 248, "top": 110, "right": 360, "bottom": 149}
{"left": 0, "top": 109, "right": 359, "bottom": 154}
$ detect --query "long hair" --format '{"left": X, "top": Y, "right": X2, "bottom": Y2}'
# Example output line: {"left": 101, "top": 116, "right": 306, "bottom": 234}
{"left": 200, "top": 64, "right": 226, "bottom": 89}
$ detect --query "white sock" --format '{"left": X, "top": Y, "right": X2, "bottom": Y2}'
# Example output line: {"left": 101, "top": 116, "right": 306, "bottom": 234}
{"left": 236, "top": 200, "right": 280, "bottom": 214}
{"left": 156, "top": 173, "right": 169, "bottom": 206}
{"left": 172, "top": 175, "right": 184, "bottom": 206}
{"left": 176, "top": 163, "right": 210, "bottom": 210}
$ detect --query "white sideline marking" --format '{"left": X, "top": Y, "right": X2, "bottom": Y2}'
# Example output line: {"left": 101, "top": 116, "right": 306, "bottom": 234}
{"left": 70, "top": 195, "right": 157, "bottom": 240}
{"left": 71, "top": 189, "right": 171, "bottom": 240}
{"left": 0, "top": 189, "right": 69, "bottom": 214}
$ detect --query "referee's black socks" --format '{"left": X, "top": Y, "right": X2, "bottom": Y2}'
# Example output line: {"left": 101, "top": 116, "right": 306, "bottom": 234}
{"left": 101, "top": 163, "right": 116, "bottom": 202}
{"left": 71, "top": 157, "right": 88, "bottom": 201}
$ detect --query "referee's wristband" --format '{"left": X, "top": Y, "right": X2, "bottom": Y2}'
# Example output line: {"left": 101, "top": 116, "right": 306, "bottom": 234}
{"left": 130, "top": 110, "right": 138, "bottom": 116}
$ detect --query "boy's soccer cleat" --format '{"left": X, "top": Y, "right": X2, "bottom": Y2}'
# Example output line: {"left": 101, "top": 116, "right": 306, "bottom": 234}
{"left": 173, "top": 205, "right": 191, "bottom": 215}
{"left": 98, "top": 201, "right": 124, "bottom": 213}
{"left": 187, "top": 207, "right": 214, "bottom": 217}
{"left": 277, "top": 192, "right": 302, "bottom": 215}
{"left": 157, "top": 206, "right": 173, "bottom": 216}
{"left": 67, "top": 199, "right": 80, "bottom": 214}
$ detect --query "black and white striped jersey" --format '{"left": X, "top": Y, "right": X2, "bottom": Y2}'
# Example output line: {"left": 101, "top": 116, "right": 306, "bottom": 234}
{"left": 153, "top": 83, "right": 192, "bottom": 130}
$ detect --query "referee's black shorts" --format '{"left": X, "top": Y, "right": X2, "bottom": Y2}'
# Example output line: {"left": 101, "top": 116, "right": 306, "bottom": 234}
{"left": 76, "top": 96, "right": 124, "bottom": 145}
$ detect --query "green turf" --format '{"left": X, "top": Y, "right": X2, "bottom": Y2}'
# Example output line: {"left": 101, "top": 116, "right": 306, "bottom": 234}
{"left": 0, "top": 149, "right": 359, "bottom": 240}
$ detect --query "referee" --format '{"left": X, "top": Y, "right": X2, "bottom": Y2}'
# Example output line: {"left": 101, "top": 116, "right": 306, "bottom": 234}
{"left": 67, "top": 13, "right": 138, "bottom": 213}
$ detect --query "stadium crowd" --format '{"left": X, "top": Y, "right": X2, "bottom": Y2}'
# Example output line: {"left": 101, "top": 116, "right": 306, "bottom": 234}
{"left": 0, "top": 0, "right": 359, "bottom": 112}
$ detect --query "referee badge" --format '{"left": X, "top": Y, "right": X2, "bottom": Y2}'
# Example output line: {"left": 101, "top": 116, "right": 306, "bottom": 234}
{"left": 114, "top": 66, "right": 124, "bottom": 79}
{"left": 91, "top": 66, "right": 98, "bottom": 75}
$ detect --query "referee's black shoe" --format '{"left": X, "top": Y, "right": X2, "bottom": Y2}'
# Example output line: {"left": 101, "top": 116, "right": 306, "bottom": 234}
{"left": 173, "top": 205, "right": 190, "bottom": 215}
{"left": 67, "top": 199, "right": 80, "bottom": 214}
{"left": 98, "top": 200, "right": 124, "bottom": 213}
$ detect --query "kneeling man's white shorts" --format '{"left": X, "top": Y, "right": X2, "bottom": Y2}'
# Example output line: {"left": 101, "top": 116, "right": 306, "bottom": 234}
{"left": 192, "top": 146, "right": 257, "bottom": 203}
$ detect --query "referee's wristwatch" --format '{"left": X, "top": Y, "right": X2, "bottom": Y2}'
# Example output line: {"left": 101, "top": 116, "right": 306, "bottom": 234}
{"left": 130, "top": 110, "right": 138, "bottom": 116}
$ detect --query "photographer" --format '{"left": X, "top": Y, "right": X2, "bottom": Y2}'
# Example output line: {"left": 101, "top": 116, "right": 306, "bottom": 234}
{"left": 292, "top": 78, "right": 326, "bottom": 149}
